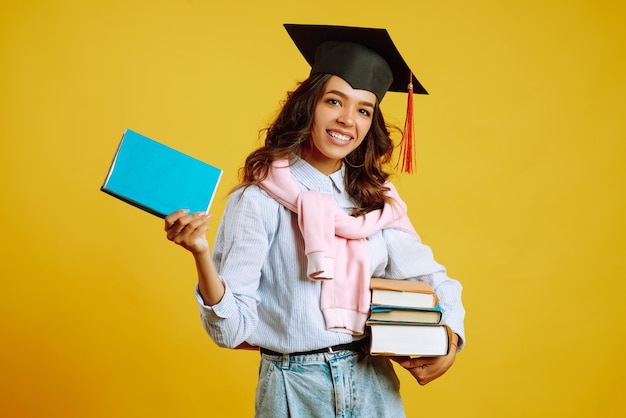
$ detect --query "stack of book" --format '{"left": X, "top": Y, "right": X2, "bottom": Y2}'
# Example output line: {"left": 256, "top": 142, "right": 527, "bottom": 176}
{"left": 367, "top": 277, "right": 450, "bottom": 357}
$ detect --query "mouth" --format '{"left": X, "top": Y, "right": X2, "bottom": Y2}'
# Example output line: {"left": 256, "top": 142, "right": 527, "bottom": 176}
{"left": 327, "top": 130, "right": 353, "bottom": 142}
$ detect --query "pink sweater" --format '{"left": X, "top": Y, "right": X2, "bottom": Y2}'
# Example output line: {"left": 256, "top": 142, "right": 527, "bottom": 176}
{"left": 259, "top": 160, "right": 419, "bottom": 335}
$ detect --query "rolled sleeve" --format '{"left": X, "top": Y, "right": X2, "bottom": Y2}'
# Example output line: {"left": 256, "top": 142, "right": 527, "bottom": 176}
{"left": 195, "top": 283, "right": 237, "bottom": 320}
{"left": 429, "top": 272, "right": 466, "bottom": 350}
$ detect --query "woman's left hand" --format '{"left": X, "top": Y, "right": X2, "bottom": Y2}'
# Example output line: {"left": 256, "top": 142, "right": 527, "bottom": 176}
{"left": 390, "top": 333, "right": 459, "bottom": 386}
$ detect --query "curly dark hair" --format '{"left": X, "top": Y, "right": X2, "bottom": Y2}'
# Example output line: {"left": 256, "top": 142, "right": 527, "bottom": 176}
{"left": 236, "top": 73, "right": 400, "bottom": 215}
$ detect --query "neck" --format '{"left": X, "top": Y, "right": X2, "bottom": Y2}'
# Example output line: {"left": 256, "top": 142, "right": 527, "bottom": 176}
{"left": 300, "top": 150, "right": 341, "bottom": 176}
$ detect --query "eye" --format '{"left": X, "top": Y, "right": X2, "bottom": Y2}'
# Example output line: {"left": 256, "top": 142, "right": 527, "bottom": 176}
{"left": 359, "top": 108, "right": 372, "bottom": 117}
{"left": 327, "top": 98, "right": 341, "bottom": 106}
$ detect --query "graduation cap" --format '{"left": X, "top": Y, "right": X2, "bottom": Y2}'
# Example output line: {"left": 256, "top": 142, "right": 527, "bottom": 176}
{"left": 284, "top": 24, "right": 428, "bottom": 173}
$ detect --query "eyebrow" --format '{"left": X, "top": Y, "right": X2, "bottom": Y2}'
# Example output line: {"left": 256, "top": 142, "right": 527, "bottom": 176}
{"left": 325, "top": 89, "right": 376, "bottom": 110}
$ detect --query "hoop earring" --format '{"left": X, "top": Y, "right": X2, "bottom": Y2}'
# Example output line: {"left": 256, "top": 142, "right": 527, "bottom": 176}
{"left": 343, "top": 155, "right": 365, "bottom": 168}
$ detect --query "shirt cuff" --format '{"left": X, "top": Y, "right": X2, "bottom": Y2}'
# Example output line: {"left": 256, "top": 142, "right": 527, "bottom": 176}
{"left": 445, "top": 321, "right": 466, "bottom": 352}
{"left": 195, "top": 282, "right": 236, "bottom": 319}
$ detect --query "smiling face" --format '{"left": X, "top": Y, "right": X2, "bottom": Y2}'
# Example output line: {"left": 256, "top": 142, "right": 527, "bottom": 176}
{"left": 302, "top": 75, "right": 377, "bottom": 175}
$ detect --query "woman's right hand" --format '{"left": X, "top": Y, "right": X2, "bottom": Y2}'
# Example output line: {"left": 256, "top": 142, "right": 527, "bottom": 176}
{"left": 164, "top": 210, "right": 212, "bottom": 255}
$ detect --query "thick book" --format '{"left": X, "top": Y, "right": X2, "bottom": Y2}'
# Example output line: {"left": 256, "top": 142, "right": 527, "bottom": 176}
{"left": 367, "top": 304, "right": 442, "bottom": 325}
{"left": 369, "top": 323, "right": 450, "bottom": 357}
{"left": 370, "top": 278, "right": 438, "bottom": 309}
{"left": 101, "top": 129, "right": 223, "bottom": 218}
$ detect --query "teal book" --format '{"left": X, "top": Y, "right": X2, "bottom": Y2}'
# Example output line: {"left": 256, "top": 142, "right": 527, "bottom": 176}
{"left": 101, "top": 129, "right": 223, "bottom": 218}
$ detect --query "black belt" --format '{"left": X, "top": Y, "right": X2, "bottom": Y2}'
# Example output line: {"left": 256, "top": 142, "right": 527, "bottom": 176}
{"left": 260, "top": 338, "right": 369, "bottom": 357}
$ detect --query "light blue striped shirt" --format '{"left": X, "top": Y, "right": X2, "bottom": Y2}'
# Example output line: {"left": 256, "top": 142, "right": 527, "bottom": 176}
{"left": 196, "top": 157, "right": 465, "bottom": 353}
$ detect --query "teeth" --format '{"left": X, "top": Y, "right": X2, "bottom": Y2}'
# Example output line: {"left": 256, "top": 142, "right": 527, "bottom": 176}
{"left": 328, "top": 131, "right": 351, "bottom": 141}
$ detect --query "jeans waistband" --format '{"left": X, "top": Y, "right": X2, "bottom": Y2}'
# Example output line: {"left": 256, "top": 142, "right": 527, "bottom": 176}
{"left": 259, "top": 338, "right": 369, "bottom": 357}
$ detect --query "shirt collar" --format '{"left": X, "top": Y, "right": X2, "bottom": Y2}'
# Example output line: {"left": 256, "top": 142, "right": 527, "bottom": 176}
{"left": 290, "top": 156, "right": 346, "bottom": 195}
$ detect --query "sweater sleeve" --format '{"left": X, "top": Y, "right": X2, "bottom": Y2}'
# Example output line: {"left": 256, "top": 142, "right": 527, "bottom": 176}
{"left": 297, "top": 191, "right": 336, "bottom": 280}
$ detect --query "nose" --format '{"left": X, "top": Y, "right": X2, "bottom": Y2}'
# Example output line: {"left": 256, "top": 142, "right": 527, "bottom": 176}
{"left": 337, "top": 107, "right": 355, "bottom": 127}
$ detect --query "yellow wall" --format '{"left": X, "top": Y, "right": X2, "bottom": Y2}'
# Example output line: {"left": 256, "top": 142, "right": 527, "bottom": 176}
{"left": 1, "top": 1, "right": 624, "bottom": 416}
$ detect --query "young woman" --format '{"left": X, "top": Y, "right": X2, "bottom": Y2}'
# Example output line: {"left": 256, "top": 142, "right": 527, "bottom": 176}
{"left": 164, "top": 24, "right": 465, "bottom": 418}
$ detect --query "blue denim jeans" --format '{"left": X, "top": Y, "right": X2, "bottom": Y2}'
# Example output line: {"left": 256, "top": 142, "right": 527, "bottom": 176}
{"left": 255, "top": 349, "right": 405, "bottom": 418}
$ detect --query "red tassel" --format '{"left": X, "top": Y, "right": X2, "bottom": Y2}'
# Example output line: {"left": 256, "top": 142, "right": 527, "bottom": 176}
{"left": 398, "top": 72, "right": 415, "bottom": 174}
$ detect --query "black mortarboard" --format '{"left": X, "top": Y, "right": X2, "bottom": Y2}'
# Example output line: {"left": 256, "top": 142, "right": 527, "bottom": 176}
{"left": 283, "top": 23, "right": 427, "bottom": 173}
{"left": 283, "top": 23, "right": 427, "bottom": 102}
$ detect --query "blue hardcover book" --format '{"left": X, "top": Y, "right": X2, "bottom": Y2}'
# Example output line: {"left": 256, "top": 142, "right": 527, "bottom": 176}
{"left": 101, "top": 129, "right": 223, "bottom": 218}
{"left": 367, "top": 304, "right": 443, "bottom": 325}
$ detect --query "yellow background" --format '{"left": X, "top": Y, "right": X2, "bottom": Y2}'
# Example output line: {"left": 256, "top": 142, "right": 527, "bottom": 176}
{"left": 1, "top": 0, "right": 624, "bottom": 416}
